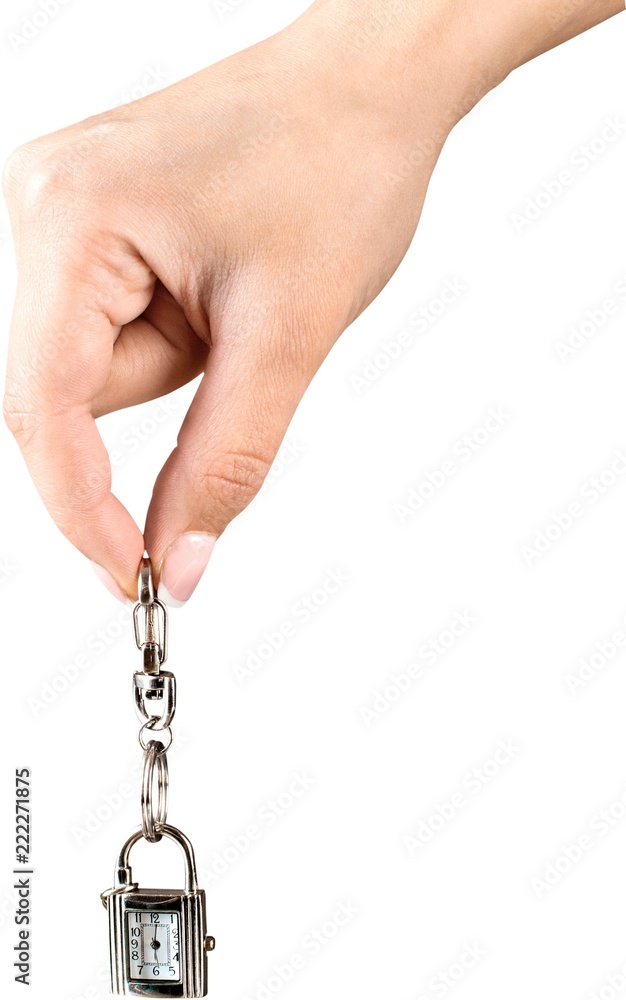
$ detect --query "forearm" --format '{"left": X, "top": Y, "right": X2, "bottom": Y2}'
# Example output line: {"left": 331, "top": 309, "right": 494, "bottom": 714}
{"left": 316, "top": 0, "right": 624, "bottom": 64}
{"left": 447, "top": 0, "right": 625, "bottom": 80}
{"left": 474, "top": 0, "right": 624, "bottom": 66}
{"left": 303, "top": 0, "right": 624, "bottom": 127}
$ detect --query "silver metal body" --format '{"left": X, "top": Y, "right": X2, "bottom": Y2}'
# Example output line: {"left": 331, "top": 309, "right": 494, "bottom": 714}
{"left": 102, "top": 824, "right": 214, "bottom": 998}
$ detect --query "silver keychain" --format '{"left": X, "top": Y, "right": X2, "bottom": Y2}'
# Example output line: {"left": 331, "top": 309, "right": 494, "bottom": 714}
{"left": 101, "top": 555, "right": 215, "bottom": 997}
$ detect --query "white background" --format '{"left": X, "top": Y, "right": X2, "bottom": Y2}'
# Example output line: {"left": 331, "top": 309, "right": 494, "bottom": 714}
{"left": 1, "top": 3, "right": 626, "bottom": 1000}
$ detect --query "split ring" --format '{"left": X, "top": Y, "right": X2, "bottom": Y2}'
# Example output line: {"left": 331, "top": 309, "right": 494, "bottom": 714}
{"left": 139, "top": 719, "right": 173, "bottom": 753}
{"left": 141, "top": 739, "right": 169, "bottom": 843}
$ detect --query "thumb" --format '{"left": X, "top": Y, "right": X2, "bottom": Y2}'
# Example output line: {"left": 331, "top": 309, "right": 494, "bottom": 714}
{"left": 145, "top": 317, "right": 325, "bottom": 607}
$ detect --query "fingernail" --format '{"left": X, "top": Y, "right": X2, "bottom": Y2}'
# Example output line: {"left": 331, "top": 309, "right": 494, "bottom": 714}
{"left": 91, "top": 561, "right": 133, "bottom": 606}
{"left": 158, "top": 533, "right": 217, "bottom": 607}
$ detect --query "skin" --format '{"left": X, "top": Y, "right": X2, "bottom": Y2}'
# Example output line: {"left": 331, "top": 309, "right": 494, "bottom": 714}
{"left": 3, "top": 0, "right": 624, "bottom": 601}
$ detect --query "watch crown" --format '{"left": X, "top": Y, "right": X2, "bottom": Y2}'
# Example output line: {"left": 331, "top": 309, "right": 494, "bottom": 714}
{"left": 204, "top": 935, "right": 216, "bottom": 952}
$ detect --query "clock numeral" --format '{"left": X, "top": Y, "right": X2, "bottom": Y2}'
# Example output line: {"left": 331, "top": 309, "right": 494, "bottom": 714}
{"left": 169, "top": 967, "right": 176, "bottom": 976}
{"left": 151, "top": 913, "right": 160, "bottom": 923}
{"left": 153, "top": 967, "right": 160, "bottom": 976}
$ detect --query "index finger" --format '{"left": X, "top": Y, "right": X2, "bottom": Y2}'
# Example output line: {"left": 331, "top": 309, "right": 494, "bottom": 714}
{"left": 4, "top": 261, "right": 146, "bottom": 603}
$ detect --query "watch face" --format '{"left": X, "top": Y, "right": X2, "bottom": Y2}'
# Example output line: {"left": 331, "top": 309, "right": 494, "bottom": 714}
{"left": 127, "top": 911, "right": 181, "bottom": 984}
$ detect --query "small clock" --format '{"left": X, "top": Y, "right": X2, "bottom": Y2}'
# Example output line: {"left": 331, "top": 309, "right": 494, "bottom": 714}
{"left": 127, "top": 910, "right": 182, "bottom": 984}
{"left": 102, "top": 825, "right": 215, "bottom": 997}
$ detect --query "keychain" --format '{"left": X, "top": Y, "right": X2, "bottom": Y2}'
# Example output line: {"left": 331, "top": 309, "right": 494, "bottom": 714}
{"left": 101, "top": 555, "right": 215, "bottom": 997}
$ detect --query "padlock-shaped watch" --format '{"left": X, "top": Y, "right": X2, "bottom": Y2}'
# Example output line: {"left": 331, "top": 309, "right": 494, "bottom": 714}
{"left": 102, "top": 824, "right": 215, "bottom": 997}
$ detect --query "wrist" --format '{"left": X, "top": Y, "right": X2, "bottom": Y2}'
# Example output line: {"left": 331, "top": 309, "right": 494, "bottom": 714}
{"left": 297, "top": 1, "right": 508, "bottom": 140}
{"left": 300, "top": 0, "right": 624, "bottom": 128}
{"left": 446, "top": 0, "right": 625, "bottom": 75}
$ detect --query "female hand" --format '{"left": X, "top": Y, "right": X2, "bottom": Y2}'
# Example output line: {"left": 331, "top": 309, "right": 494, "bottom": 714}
{"left": 3, "top": 0, "right": 622, "bottom": 604}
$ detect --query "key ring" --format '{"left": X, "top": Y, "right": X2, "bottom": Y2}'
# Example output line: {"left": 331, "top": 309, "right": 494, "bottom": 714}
{"left": 141, "top": 739, "right": 169, "bottom": 843}
{"left": 138, "top": 718, "right": 173, "bottom": 753}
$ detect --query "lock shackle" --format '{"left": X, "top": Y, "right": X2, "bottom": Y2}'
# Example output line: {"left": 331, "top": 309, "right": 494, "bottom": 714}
{"left": 116, "top": 824, "right": 199, "bottom": 893}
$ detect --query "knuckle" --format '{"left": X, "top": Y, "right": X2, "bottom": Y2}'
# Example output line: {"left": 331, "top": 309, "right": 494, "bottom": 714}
{"left": 2, "top": 138, "right": 60, "bottom": 211}
{"left": 199, "top": 449, "right": 272, "bottom": 522}
{"left": 2, "top": 390, "right": 40, "bottom": 449}
{"left": 20, "top": 157, "right": 80, "bottom": 219}
{"left": 2, "top": 124, "right": 117, "bottom": 221}
{"left": 2, "top": 142, "right": 39, "bottom": 202}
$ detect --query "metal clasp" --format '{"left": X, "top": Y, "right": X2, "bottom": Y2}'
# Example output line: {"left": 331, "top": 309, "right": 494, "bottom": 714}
{"left": 134, "top": 670, "right": 177, "bottom": 730}
{"left": 133, "top": 555, "right": 168, "bottom": 673}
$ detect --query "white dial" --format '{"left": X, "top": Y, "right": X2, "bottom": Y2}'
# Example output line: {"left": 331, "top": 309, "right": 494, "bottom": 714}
{"left": 127, "top": 910, "right": 181, "bottom": 983}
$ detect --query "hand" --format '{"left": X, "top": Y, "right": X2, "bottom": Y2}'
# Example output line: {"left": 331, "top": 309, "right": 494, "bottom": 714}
{"left": 3, "top": 0, "right": 622, "bottom": 605}
{"left": 2, "top": 2, "right": 454, "bottom": 604}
